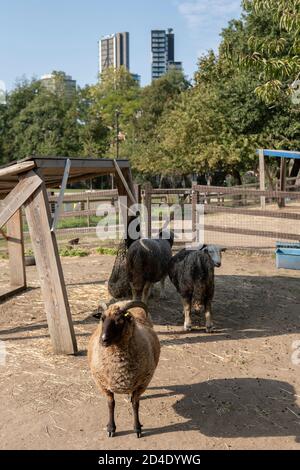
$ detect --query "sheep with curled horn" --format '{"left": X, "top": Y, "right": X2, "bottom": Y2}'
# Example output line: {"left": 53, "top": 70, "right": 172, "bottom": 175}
{"left": 88, "top": 300, "right": 160, "bottom": 438}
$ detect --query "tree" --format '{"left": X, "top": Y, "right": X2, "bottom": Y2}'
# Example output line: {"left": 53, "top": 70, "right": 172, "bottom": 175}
{"left": 226, "top": 0, "right": 300, "bottom": 103}
{"left": 125, "top": 70, "right": 190, "bottom": 178}
{"left": 88, "top": 67, "right": 141, "bottom": 157}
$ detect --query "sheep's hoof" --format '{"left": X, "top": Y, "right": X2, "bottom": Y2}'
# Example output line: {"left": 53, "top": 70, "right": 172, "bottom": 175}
{"left": 135, "top": 425, "right": 143, "bottom": 438}
{"left": 206, "top": 325, "right": 215, "bottom": 334}
{"left": 184, "top": 324, "right": 192, "bottom": 332}
{"left": 107, "top": 431, "right": 115, "bottom": 438}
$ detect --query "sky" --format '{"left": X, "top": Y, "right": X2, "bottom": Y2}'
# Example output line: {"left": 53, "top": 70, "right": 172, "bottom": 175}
{"left": 0, "top": 0, "right": 242, "bottom": 91}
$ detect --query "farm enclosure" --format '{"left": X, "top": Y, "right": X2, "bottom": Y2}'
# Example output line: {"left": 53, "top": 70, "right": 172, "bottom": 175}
{"left": 0, "top": 252, "right": 300, "bottom": 450}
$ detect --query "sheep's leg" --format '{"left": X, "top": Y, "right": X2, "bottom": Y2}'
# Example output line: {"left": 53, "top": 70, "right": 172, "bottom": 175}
{"left": 142, "top": 282, "right": 152, "bottom": 304}
{"left": 159, "top": 276, "right": 167, "bottom": 300}
{"left": 205, "top": 301, "right": 214, "bottom": 333}
{"left": 131, "top": 390, "right": 143, "bottom": 438}
{"left": 183, "top": 298, "right": 192, "bottom": 331}
{"left": 130, "top": 283, "right": 138, "bottom": 301}
{"left": 106, "top": 391, "right": 116, "bottom": 437}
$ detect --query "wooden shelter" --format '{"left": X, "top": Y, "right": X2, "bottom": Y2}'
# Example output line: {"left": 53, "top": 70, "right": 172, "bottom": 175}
{"left": 0, "top": 156, "right": 137, "bottom": 355}
{"left": 258, "top": 149, "right": 300, "bottom": 209}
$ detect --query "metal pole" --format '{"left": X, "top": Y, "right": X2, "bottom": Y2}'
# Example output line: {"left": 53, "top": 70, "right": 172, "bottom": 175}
{"left": 116, "top": 109, "right": 120, "bottom": 160}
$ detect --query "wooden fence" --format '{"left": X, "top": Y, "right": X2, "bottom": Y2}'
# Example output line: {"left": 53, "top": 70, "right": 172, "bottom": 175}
{"left": 1, "top": 184, "right": 300, "bottom": 249}
{"left": 143, "top": 184, "right": 300, "bottom": 248}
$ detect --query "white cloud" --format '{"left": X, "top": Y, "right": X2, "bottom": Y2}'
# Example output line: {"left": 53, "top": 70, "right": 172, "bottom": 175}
{"left": 178, "top": 0, "right": 241, "bottom": 29}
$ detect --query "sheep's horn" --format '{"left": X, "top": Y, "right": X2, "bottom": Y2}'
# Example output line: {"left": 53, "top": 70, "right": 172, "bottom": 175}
{"left": 121, "top": 301, "right": 148, "bottom": 314}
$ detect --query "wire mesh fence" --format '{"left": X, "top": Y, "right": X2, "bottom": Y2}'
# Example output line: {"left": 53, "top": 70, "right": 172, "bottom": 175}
{"left": 1, "top": 186, "right": 300, "bottom": 257}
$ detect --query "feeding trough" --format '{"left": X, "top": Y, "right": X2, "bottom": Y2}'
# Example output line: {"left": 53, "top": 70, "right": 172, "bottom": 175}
{"left": 276, "top": 242, "right": 300, "bottom": 271}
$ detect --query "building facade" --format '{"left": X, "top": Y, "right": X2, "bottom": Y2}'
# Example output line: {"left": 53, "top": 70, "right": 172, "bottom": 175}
{"left": 99, "top": 32, "right": 130, "bottom": 75}
{"left": 40, "top": 72, "right": 76, "bottom": 101}
{"left": 151, "top": 28, "right": 182, "bottom": 81}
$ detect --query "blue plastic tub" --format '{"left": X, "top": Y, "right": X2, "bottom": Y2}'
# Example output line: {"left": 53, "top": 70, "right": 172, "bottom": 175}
{"left": 276, "top": 242, "right": 300, "bottom": 271}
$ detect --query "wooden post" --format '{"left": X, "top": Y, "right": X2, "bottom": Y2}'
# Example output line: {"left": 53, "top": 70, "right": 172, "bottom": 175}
{"left": 23, "top": 178, "right": 77, "bottom": 355}
{"left": 0, "top": 171, "right": 43, "bottom": 229}
{"left": 259, "top": 149, "right": 266, "bottom": 210}
{"left": 279, "top": 158, "right": 287, "bottom": 208}
{"left": 134, "top": 183, "right": 142, "bottom": 205}
{"left": 192, "top": 182, "right": 198, "bottom": 243}
{"left": 87, "top": 195, "right": 90, "bottom": 228}
{"left": 144, "top": 183, "right": 152, "bottom": 238}
{"left": 7, "top": 209, "right": 26, "bottom": 289}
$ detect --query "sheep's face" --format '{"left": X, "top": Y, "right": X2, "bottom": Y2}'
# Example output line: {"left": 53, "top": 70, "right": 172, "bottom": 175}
{"left": 203, "top": 245, "right": 226, "bottom": 268}
{"left": 100, "top": 307, "right": 132, "bottom": 347}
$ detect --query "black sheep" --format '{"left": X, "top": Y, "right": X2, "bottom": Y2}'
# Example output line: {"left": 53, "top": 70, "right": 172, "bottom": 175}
{"left": 127, "top": 231, "right": 174, "bottom": 303}
{"left": 168, "top": 245, "right": 225, "bottom": 332}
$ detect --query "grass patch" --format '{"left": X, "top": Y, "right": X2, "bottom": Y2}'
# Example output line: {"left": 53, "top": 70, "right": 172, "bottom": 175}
{"left": 96, "top": 247, "right": 118, "bottom": 256}
{"left": 59, "top": 247, "right": 90, "bottom": 257}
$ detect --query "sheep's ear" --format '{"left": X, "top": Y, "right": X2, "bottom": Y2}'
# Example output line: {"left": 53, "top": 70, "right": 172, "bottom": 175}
{"left": 93, "top": 301, "right": 108, "bottom": 319}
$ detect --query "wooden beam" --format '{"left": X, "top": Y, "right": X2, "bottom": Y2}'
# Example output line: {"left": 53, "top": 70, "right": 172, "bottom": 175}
{"left": 7, "top": 210, "right": 26, "bottom": 289}
{"left": 0, "top": 171, "right": 42, "bottom": 229}
{"left": 23, "top": 179, "right": 77, "bottom": 355}
{"left": 0, "top": 161, "right": 35, "bottom": 179}
{"left": 113, "top": 160, "right": 137, "bottom": 205}
{"left": 259, "top": 149, "right": 266, "bottom": 209}
{"left": 279, "top": 158, "right": 287, "bottom": 208}
{"left": 143, "top": 182, "right": 153, "bottom": 238}
{"left": 204, "top": 224, "right": 300, "bottom": 241}
{"left": 0, "top": 285, "right": 27, "bottom": 303}
{"left": 0, "top": 228, "right": 8, "bottom": 240}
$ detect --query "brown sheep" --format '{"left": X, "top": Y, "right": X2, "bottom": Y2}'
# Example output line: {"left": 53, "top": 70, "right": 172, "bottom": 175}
{"left": 88, "top": 300, "right": 160, "bottom": 438}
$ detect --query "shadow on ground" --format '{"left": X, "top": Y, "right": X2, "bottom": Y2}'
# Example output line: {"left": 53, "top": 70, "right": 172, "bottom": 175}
{"left": 141, "top": 378, "right": 300, "bottom": 441}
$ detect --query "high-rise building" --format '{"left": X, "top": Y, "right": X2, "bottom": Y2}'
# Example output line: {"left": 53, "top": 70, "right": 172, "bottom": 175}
{"left": 40, "top": 72, "right": 76, "bottom": 102}
{"left": 99, "top": 32, "right": 130, "bottom": 75}
{"left": 151, "top": 28, "right": 182, "bottom": 81}
{"left": 131, "top": 73, "right": 141, "bottom": 86}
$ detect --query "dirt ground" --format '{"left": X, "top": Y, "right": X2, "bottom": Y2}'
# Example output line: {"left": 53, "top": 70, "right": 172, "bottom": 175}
{"left": 0, "top": 251, "right": 300, "bottom": 450}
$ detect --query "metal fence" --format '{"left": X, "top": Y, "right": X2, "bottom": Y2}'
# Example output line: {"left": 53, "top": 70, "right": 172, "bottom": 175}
{"left": 1, "top": 185, "right": 300, "bottom": 253}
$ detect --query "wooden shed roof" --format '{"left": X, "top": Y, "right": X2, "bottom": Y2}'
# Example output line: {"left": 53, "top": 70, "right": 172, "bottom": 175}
{"left": 0, "top": 156, "right": 131, "bottom": 195}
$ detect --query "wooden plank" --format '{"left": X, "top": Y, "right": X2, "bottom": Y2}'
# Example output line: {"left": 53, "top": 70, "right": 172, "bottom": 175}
{"left": 0, "top": 228, "right": 8, "bottom": 240}
{"left": 279, "top": 158, "right": 287, "bottom": 208}
{"left": 0, "top": 171, "right": 43, "bottom": 229}
{"left": 0, "top": 285, "right": 27, "bottom": 303}
{"left": 259, "top": 149, "right": 266, "bottom": 209}
{"left": 192, "top": 182, "right": 198, "bottom": 241}
{"left": 0, "top": 161, "right": 35, "bottom": 179}
{"left": 195, "top": 185, "right": 300, "bottom": 198}
{"left": 48, "top": 190, "right": 118, "bottom": 203}
{"left": 204, "top": 205, "right": 300, "bottom": 220}
{"left": 143, "top": 183, "right": 152, "bottom": 238}
{"left": 23, "top": 180, "right": 77, "bottom": 355}
{"left": 205, "top": 224, "right": 300, "bottom": 241}
{"left": 7, "top": 210, "right": 26, "bottom": 288}
{"left": 34, "top": 158, "right": 130, "bottom": 170}
{"left": 113, "top": 160, "right": 137, "bottom": 205}
{"left": 51, "top": 159, "right": 71, "bottom": 232}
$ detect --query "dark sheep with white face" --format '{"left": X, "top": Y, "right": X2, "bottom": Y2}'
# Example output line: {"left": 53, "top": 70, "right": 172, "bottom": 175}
{"left": 168, "top": 245, "right": 225, "bottom": 332}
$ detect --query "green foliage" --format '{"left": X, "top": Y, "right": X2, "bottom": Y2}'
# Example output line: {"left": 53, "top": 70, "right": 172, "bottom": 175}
{"left": 1, "top": 5, "right": 300, "bottom": 186}
{"left": 59, "top": 246, "right": 89, "bottom": 257}
{"left": 96, "top": 247, "right": 118, "bottom": 256}
{"left": 227, "top": 0, "right": 300, "bottom": 103}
